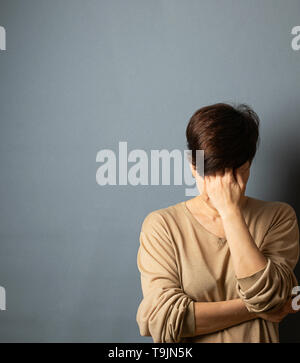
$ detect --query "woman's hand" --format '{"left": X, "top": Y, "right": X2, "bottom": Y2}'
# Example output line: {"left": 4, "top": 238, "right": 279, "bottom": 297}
{"left": 204, "top": 168, "right": 244, "bottom": 217}
{"left": 257, "top": 298, "right": 298, "bottom": 323}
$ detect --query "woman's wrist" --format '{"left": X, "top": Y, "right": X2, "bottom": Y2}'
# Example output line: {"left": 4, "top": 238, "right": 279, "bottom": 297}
{"left": 235, "top": 299, "right": 256, "bottom": 321}
{"left": 219, "top": 205, "right": 242, "bottom": 220}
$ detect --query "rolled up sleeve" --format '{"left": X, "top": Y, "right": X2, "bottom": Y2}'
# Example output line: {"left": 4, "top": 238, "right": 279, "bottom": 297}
{"left": 236, "top": 204, "right": 299, "bottom": 313}
{"left": 136, "top": 212, "right": 196, "bottom": 343}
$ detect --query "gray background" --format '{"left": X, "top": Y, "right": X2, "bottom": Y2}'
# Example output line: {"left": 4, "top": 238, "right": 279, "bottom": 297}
{"left": 0, "top": 0, "right": 299, "bottom": 342}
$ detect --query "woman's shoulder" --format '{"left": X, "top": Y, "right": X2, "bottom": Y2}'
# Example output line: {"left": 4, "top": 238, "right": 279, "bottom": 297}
{"left": 140, "top": 201, "right": 185, "bottom": 231}
{"left": 246, "top": 196, "right": 297, "bottom": 222}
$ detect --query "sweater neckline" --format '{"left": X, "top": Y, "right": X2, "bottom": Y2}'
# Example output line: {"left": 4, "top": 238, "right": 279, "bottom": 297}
{"left": 181, "top": 197, "right": 250, "bottom": 242}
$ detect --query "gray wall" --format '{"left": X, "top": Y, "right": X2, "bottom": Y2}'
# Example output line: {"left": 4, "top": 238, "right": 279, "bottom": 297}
{"left": 0, "top": 0, "right": 299, "bottom": 342}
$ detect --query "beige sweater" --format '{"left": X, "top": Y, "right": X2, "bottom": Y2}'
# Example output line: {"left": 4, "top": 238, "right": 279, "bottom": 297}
{"left": 136, "top": 196, "right": 299, "bottom": 343}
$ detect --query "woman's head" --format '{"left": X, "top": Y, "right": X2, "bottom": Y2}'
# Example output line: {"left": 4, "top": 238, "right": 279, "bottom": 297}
{"left": 186, "top": 102, "right": 260, "bottom": 195}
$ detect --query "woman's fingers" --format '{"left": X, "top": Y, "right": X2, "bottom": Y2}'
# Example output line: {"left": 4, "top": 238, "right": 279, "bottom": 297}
{"left": 233, "top": 167, "right": 245, "bottom": 190}
{"left": 236, "top": 173, "right": 244, "bottom": 189}
{"left": 224, "top": 168, "right": 235, "bottom": 183}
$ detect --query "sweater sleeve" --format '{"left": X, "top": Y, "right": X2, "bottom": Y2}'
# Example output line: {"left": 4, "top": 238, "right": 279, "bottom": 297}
{"left": 136, "top": 211, "right": 196, "bottom": 343}
{"left": 236, "top": 203, "right": 300, "bottom": 313}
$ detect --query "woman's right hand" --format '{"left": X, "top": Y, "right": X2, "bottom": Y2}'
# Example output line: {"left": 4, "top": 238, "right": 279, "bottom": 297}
{"left": 257, "top": 298, "right": 297, "bottom": 323}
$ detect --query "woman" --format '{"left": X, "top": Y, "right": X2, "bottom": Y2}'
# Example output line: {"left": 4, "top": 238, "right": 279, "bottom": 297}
{"left": 136, "top": 103, "right": 299, "bottom": 343}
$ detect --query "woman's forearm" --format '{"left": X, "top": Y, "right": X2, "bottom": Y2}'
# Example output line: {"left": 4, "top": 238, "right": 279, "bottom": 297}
{"left": 204, "top": 171, "right": 268, "bottom": 280}
{"left": 194, "top": 298, "right": 256, "bottom": 336}
{"left": 221, "top": 207, "right": 268, "bottom": 279}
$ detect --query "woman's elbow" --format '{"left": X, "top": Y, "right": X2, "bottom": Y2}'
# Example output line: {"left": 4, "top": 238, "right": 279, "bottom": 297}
{"left": 136, "top": 309, "right": 183, "bottom": 343}
{"left": 242, "top": 283, "right": 292, "bottom": 313}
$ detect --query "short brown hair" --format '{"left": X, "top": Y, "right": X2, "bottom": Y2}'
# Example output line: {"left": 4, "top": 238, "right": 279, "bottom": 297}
{"left": 186, "top": 103, "right": 260, "bottom": 175}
